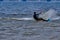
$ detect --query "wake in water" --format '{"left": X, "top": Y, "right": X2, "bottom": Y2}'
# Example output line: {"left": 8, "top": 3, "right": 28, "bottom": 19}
{"left": 10, "top": 18, "right": 34, "bottom": 20}
{"left": 1, "top": 9, "right": 59, "bottom": 21}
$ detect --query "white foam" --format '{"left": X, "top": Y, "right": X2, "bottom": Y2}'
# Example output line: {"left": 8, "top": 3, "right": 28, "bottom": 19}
{"left": 10, "top": 18, "right": 34, "bottom": 20}
{"left": 39, "top": 9, "right": 60, "bottom": 21}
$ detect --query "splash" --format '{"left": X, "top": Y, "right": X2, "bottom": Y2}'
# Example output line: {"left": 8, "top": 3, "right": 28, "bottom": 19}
{"left": 39, "top": 9, "right": 60, "bottom": 21}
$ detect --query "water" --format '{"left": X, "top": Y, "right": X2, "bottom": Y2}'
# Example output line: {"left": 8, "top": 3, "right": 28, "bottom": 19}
{"left": 0, "top": 1, "right": 60, "bottom": 40}
{"left": 0, "top": 2, "right": 60, "bottom": 14}
{"left": 0, "top": 16, "right": 60, "bottom": 40}
{"left": 0, "top": 12, "right": 60, "bottom": 40}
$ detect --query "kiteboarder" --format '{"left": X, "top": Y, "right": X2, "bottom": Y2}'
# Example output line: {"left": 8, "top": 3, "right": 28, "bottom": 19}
{"left": 33, "top": 9, "right": 59, "bottom": 22}
{"left": 33, "top": 12, "right": 49, "bottom": 21}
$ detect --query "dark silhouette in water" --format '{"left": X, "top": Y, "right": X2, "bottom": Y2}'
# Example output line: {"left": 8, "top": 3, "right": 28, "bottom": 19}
{"left": 33, "top": 12, "right": 49, "bottom": 21}
{"left": 33, "top": 12, "right": 38, "bottom": 20}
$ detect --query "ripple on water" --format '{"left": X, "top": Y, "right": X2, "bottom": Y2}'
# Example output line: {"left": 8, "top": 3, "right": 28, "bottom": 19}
{"left": 0, "top": 20, "right": 60, "bottom": 40}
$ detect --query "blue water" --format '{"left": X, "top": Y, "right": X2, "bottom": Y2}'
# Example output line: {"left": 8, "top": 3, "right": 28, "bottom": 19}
{"left": 0, "top": 2, "right": 60, "bottom": 14}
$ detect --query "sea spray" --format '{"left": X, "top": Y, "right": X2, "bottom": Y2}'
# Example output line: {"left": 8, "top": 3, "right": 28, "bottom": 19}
{"left": 39, "top": 9, "right": 60, "bottom": 21}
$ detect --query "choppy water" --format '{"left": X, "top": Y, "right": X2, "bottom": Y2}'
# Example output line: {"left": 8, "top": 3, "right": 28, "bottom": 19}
{"left": 0, "top": 18, "right": 60, "bottom": 40}
{"left": 0, "top": 1, "right": 60, "bottom": 40}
